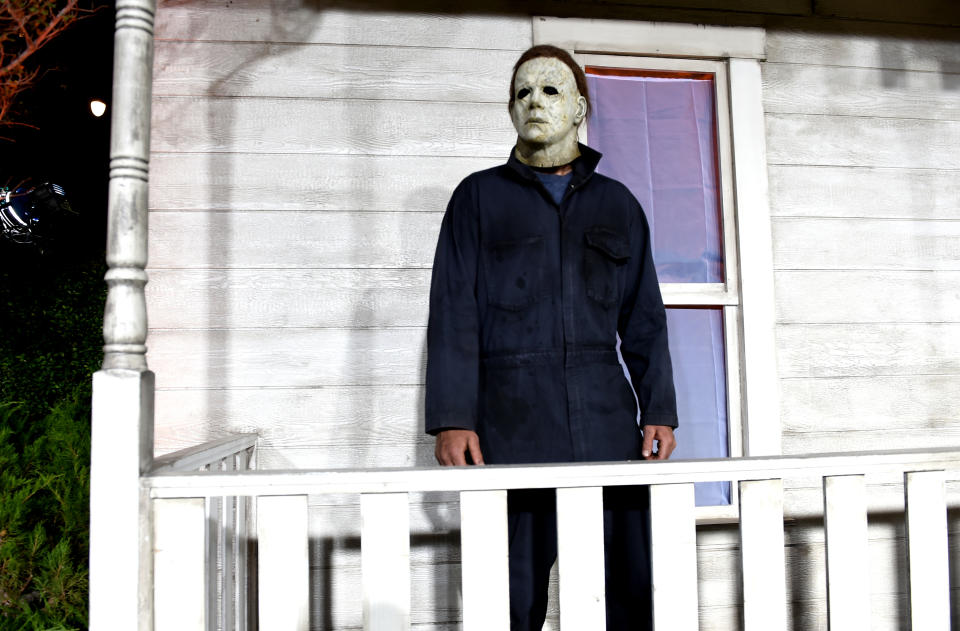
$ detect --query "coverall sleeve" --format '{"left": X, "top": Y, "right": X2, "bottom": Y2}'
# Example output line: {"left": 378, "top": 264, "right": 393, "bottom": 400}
{"left": 424, "top": 180, "right": 482, "bottom": 435}
{"left": 618, "top": 201, "right": 679, "bottom": 428}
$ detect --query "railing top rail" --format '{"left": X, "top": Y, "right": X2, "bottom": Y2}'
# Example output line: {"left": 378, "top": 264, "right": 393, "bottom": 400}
{"left": 144, "top": 446, "right": 960, "bottom": 498}
{"left": 150, "top": 433, "right": 259, "bottom": 474}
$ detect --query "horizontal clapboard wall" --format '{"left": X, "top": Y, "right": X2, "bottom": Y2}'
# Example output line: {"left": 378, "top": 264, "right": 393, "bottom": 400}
{"left": 148, "top": 323, "right": 960, "bottom": 387}
{"left": 147, "top": 7, "right": 528, "bottom": 421}
{"left": 764, "top": 24, "right": 960, "bottom": 469}
{"left": 147, "top": 6, "right": 533, "bottom": 628}
{"left": 149, "top": 154, "right": 498, "bottom": 211}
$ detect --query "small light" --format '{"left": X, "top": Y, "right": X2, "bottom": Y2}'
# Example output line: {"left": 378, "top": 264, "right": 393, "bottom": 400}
{"left": 90, "top": 99, "right": 106, "bottom": 117}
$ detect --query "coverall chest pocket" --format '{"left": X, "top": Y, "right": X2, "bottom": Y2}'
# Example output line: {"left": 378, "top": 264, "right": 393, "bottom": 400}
{"left": 485, "top": 235, "right": 545, "bottom": 311}
{"left": 584, "top": 228, "right": 631, "bottom": 307}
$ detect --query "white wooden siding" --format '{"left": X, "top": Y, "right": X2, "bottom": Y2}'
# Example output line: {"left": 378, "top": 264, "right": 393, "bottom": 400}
{"left": 763, "top": 26, "right": 960, "bottom": 477}
{"left": 764, "top": 63, "right": 960, "bottom": 120}
{"left": 763, "top": 20, "right": 960, "bottom": 627}
{"left": 154, "top": 42, "right": 518, "bottom": 102}
{"left": 151, "top": 98, "right": 514, "bottom": 155}
{"left": 148, "top": 269, "right": 431, "bottom": 329}
{"left": 767, "top": 22, "right": 960, "bottom": 473}
{"left": 149, "top": 320, "right": 960, "bottom": 386}
{"left": 153, "top": 3, "right": 532, "bottom": 48}
{"left": 809, "top": 1, "right": 960, "bottom": 27}
{"left": 147, "top": 2, "right": 960, "bottom": 629}
{"left": 768, "top": 165, "right": 960, "bottom": 219}
{"left": 775, "top": 271, "right": 960, "bottom": 323}
{"left": 149, "top": 153, "right": 499, "bottom": 212}
{"left": 148, "top": 211, "right": 442, "bottom": 269}
{"left": 765, "top": 28, "right": 960, "bottom": 71}
{"left": 767, "top": 115, "right": 960, "bottom": 169}
{"left": 149, "top": 7, "right": 530, "bottom": 628}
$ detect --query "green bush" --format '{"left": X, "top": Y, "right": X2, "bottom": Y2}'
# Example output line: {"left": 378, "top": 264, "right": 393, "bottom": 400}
{"left": 0, "top": 394, "right": 90, "bottom": 629}
{"left": 0, "top": 251, "right": 104, "bottom": 630}
{"left": 0, "top": 253, "right": 106, "bottom": 420}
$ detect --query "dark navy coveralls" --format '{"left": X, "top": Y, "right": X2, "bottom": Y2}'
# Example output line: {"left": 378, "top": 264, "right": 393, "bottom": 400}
{"left": 425, "top": 144, "right": 679, "bottom": 630}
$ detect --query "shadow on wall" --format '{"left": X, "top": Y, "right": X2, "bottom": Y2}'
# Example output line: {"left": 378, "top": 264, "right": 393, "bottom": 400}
{"left": 156, "top": 0, "right": 487, "bottom": 468}
{"left": 312, "top": 532, "right": 461, "bottom": 627}
{"left": 202, "top": 0, "right": 319, "bottom": 452}
{"left": 783, "top": 510, "right": 951, "bottom": 629}
{"left": 157, "top": 2, "right": 483, "bottom": 624}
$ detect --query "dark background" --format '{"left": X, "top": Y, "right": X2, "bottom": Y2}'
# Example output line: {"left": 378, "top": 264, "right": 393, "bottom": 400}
{"left": 1, "top": 1, "right": 115, "bottom": 256}
{"left": 0, "top": 6, "right": 115, "bottom": 626}
{"left": 0, "top": 2, "right": 116, "bottom": 412}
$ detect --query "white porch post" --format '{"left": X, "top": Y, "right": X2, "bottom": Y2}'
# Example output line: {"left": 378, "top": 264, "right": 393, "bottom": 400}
{"left": 89, "top": 1, "right": 157, "bottom": 629}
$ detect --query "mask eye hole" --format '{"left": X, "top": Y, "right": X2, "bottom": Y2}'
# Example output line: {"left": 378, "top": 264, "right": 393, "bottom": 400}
{"left": 517, "top": 88, "right": 530, "bottom": 100}
{"left": 543, "top": 86, "right": 559, "bottom": 95}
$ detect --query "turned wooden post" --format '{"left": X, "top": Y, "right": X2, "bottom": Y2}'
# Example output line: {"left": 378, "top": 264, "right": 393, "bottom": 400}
{"left": 89, "top": 1, "right": 157, "bottom": 629}
{"left": 102, "top": 0, "right": 153, "bottom": 373}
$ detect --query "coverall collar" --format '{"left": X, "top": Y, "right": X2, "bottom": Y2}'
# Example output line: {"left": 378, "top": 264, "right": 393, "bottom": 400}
{"left": 506, "top": 142, "right": 602, "bottom": 191}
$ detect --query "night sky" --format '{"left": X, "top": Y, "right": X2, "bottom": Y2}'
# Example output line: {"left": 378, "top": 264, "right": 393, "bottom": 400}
{"left": 1, "top": 2, "right": 115, "bottom": 256}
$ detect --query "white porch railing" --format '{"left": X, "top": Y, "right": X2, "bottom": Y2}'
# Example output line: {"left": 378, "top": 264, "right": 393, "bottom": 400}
{"left": 140, "top": 445, "right": 960, "bottom": 631}
{"left": 149, "top": 434, "right": 258, "bottom": 631}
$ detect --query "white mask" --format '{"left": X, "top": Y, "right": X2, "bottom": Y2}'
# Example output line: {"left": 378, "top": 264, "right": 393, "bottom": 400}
{"left": 509, "top": 56, "right": 587, "bottom": 168}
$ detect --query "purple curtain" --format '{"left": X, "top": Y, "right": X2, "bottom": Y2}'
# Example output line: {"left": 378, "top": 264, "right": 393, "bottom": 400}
{"left": 665, "top": 308, "right": 729, "bottom": 506}
{"left": 592, "top": 70, "right": 730, "bottom": 505}
{"left": 617, "top": 307, "right": 730, "bottom": 505}
{"left": 586, "top": 72, "right": 724, "bottom": 284}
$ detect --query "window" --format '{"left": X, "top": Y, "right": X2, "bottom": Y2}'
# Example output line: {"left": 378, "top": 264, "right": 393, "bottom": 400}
{"left": 535, "top": 18, "right": 780, "bottom": 520}
{"left": 584, "top": 58, "right": 738, "bottom": 508}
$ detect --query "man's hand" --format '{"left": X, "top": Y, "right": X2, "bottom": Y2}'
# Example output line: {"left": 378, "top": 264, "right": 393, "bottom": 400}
{"left": 641, "top": 425, "right": 676, "bottom": 460}
{"left": 435, "top": 429, "right": 485, "bottom": 466}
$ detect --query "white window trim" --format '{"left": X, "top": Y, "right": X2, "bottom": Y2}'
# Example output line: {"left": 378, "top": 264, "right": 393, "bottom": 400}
{"left": 579, "top": 54, "right": 745, "bottom": 521}
{"left": 534, "top": 18, "right": 781, "bottom": 520}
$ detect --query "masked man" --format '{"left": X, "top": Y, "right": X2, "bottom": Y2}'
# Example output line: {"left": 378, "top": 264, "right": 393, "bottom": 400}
{"left": 425, "top": 45, "right": 679, "bottom": 631}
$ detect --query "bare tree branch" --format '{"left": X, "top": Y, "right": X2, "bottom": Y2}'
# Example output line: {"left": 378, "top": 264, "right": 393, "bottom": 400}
{"left": 0, "top": 0, "right": 101, "bottom": 130}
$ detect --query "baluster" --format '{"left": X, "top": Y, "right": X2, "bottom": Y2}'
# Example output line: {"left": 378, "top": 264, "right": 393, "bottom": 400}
{"left": 361, "top": 493, "right": 411, "bottom": 631}
{"left": 235, "top": 451, "right": 250, "bottom": 631}
{"left": 460, "top": 490, "right": 510, "bottom": 630}
{"left": 102, "top": 0, "right": 156, "bottom": 373}
{"left": 556, "top": 486, "right": 606, "bottom": 630}
{"left": 205, "top": 470, "right": 220, "bottom": 629}
{"left": 739, "top": 479, "right": 786, "bottom": 631}
{"left": 823, "top": 474, "right": 869, "bottom": 630}
{"left": 905, "top": 470, "right": 949, "bottom": 631}
{"left": 649, "top": 483, "right": 698, "bottom": 631}
{"left": 221, "top": 458, "right": 236, "bottom": 631}
{"left": 154, "top": 498, "right": 206, "bottom": 631}
{"left": 257, "top": 495, "right": 309, "bottom": 631}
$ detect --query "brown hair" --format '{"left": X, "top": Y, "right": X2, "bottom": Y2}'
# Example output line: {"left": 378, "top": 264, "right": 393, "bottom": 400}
{"left": 508, "top": 45, "right": 592, "bottom": 118}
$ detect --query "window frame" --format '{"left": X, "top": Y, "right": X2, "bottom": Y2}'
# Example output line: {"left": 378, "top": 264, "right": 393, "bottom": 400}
{"left": 535, "top": 18, "right": 780, "bottom": 522}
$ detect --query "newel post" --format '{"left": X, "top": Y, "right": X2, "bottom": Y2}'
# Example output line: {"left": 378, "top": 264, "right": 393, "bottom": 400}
{"left": 89, "top": 1, "right": 158, "bottom": 629}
